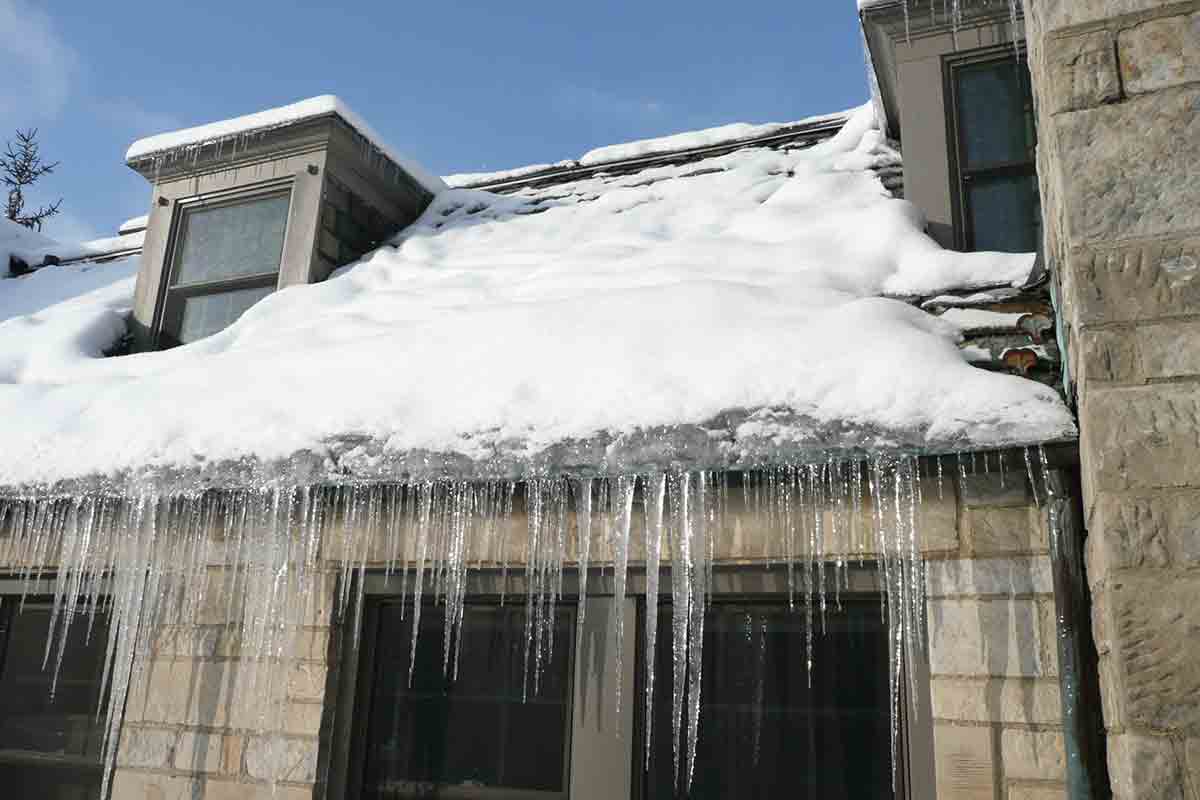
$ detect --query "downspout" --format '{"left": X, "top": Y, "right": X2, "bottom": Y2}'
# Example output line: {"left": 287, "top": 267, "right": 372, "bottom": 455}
{"left": 1046, "top": 466, "right": 1111, "bottom": 799}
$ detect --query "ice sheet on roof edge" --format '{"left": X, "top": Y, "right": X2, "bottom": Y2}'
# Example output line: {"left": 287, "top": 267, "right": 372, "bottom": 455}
{"left": 0, "top": 103, "right": 1074, "bottom": 495}
{"left": 124, "top": 95, "right": 445, "bottom": 195}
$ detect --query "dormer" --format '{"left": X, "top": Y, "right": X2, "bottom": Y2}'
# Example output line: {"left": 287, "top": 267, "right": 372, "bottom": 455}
{"left": 861, "top": 1, "right": 1038, "bottom": 255}
{"left": 125, "top": 96, "right": 441, "bottom": 349}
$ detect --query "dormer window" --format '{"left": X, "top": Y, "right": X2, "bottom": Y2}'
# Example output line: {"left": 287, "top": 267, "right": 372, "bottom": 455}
{"left": 124, "top": 96, "right": 442, "bottom": 351}
{"left": 156, "top": 188, "right": 291, "bottom": 347}
{"left": 948, "top": 52, "right": 1039, "bottom": 253}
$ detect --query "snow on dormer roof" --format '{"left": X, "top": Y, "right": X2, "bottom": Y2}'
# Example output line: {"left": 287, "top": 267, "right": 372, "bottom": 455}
{"left": 125, "top": 95, "right": 446, "bottom": 195}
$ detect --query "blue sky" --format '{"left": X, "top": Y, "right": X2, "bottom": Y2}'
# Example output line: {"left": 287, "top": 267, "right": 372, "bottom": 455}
{"left": 0, "top": 0, "right": 868, "bottom": 243}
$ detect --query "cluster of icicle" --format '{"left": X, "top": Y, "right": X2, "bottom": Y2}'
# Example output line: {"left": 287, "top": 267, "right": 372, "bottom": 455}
{"left": 0, "top": 447, "right": 1057, "bottom": 798}
{"left": 894, "top": 0, "right": 1025, "bottom": 45}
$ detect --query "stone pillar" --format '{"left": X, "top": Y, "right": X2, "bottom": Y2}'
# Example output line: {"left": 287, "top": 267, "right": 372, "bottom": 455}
{"left": 926, "top": 473, "right": 1067, "bottom": 799}
{"left": 111, "top": 567, "right": 335, "bottom": 799}
{"left": 1025, "top": 2, "right": 1200, "bottom": 798}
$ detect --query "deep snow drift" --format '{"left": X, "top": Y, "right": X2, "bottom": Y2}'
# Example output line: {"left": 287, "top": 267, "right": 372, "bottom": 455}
{"left": 0, "top": 105, "right": 1073, "bottom": 492}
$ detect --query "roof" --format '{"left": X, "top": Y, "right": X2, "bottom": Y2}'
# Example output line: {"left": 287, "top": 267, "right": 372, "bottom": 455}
{"left": 125, "top": 95, "right": 446, "bottom": 196}
{"left": 0, "top": 103, "right": 1074, "bottom": 495}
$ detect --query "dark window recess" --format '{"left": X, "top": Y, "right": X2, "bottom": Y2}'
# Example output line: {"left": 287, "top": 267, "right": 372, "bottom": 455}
{"left": 356, "top": 603, "right": 574, "bottom": 799}
{"left": 950, "top": 55, "right": 1040, "bottom": 253}
{"left": 0, "top": 600, "right": 109, "bottom": 800}
{"left": 319, "top": 176, "right": 394, "bottom": 269}
{"left": 638, "top": 599, "right": 894, "bottom": 800}
{"left": 156, "top": 191, "right": 290, "bottom": 348}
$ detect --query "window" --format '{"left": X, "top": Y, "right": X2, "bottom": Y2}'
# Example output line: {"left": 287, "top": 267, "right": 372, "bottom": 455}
{"left": 637, "top": 599, "right": 895, "bottom": 800}
{"left": 948, "top": 52, "right": 1040, "bottom": 253}
{"left": 0, "top": 599, "right": 109, "bottom": 800}
{"left": 335, "top": 568, "right": 910, "bottom": 800}
{"left": 155, "top": 189, "right": 291, "bottom": 348}
{"left": 348, "top": 602, "right": 575, "bottom": 799}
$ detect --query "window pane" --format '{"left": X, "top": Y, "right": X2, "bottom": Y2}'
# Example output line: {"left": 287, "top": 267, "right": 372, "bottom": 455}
{"left": 641, "top": 600, "right": 893, "bottom": 800}
{"left": 172, "top": 193, "right": 290, "bottom": 286}
{"left": 362, "top": 604, "right": 573, "bottom": 798}
{"left": 968, "top": 173, "right": 1040, "bottom": 253}
{"left": 0, "top": 603, "right": 107, "bottom": 800}
{"left": 956, "top": 60, "right": 1033, "bottom": 170}
{"left": 177, "top": 284, "right": 274, "bottom": 344}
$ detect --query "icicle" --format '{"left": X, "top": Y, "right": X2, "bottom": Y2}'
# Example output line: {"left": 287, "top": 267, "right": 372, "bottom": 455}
{"left": 1024, "top": 446, "right": 1041, "bottom": 507}
{"left": 610, "top": 475, "right": 636, "bottom": 716}
{"left": 642, "top": 473, "right": 665, "bottom": 770}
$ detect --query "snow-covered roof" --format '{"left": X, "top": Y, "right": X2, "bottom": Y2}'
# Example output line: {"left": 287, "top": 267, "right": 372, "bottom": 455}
{"left": 0, "top": 104, "right": 1074, "bottom": 494}
{"left": 118, "top": 215, "right": 148, "bottom": 236}
{"left": 125, "top": 95, "right": 446, "bottom": 196}
{"left": 444, "top": 110, "right": 851, "bottom": 190}
{"left": 1, "top": 218, "right": 62, "bottom": 276}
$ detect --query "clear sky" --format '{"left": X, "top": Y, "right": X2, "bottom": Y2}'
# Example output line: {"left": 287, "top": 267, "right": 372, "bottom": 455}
{"left": 0, "top": 0, "right": 869, "bottom": 243}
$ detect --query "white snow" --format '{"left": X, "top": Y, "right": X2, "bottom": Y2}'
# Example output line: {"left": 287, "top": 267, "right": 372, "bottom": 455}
{"left": 0, "top": 104, "right": 1072, "bottom": 489}
{"left": 444, "top": 162, "right": 572, "bottom": 189}
{"left": 938, "top": 307, "right": 1026, "bottom": 332}
{"left": 118, "top": 215, "right": 148, "bottom": 235}
{"left": 1, "top": 217, "right": 61, "bottom": 276}
{"left": 125, "top": 95, "right": 446, "bottom": 196}
{"left": 579, "top": 110, "right": 851, "bottom": 166}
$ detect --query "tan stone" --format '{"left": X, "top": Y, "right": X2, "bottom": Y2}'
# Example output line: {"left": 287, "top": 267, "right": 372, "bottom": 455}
{"left": 1109, "top": 574, "right": 1200, "bottom": 732}
{"left": 1048, "top": 29, "right": 1122, "bottom": 112}
{"left": 175, "top": 731, "right": 224, "bottom": 774}
{"left": 926, "top": 557, "right": 1053, "bottom": 598}
{"left": 1083, "top": 385, "right": 1200, "bottom": 493}
{"left": 1094, "top": 490, "right": 1200, "bottom": 570}
{"left": 966, "top": 506, "right": 1048, "bottom": 556}
{"left": 1186, "top": 739, "right": 1200, "bottom": 800}
{"left": 1118, "top": 12, "right": 1200, "bottom": 95}
{"left": 112, "top": 770, "right": 316, "bottom": 800}
{"left": 1038, "top": 600, "right": 1061, "bottom": 678}
{"left": 1056, "top": 85, "right": 1200, "bottom": 246}
{"left": 1007, "top": 784, "right": 1068, "bottom": 800}
{"left": 1069, "top": 240, "right": 1200, "bottom": 326}
{"left": 1138, "top": 321, "right": 1200, "bottom": 379}
{"left": 1108, "top": 734, "right": 1185, "bottom": 800}
{"left": 1001, "top": 729, "right": 1067, "bottom": 782}
{"left": 1035, "top": 0, "right": 1178, "bottom": 31}
{"left": 287, "top": 662, "right": 327, "bottom": 702}
{"left": 933, "top": 723, "right": 997, "bottom": 800}
{"left": 930, "top": 678, "right": 1064, "bottom": 725}
{"left": 927, "top": 598, "right": 1044, "bottom": 678}
{"left": 1079, "top": 327, "right": 1140, "bottom": 384}
{"left": 959, "top": 473, "right": 1032, "bottom": 509}
{"left": 117, "top": 726, "right": 176, "bottom": 769}
{"left": 244, "top": 735, "right": 318, "bottom": 783}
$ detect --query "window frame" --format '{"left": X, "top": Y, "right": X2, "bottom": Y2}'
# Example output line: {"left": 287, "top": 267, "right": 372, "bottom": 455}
{"left": 325, "top": 564, "right": 928, "bottom": 800}
{"left": 0, "top": 579, "right": 110, "bottom": 799}
{"left": 151, "top": 178, "right": 295, "bottom": 349}
{"left": 943, "top": 44, "right": 1039, "bottom": 253}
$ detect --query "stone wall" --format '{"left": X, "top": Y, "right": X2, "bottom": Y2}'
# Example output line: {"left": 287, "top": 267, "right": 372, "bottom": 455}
{"left": 1025, "top": 1, "right": 1200, "bottom": 798}
{"left": 926, "top": 472, "right": 1067, "bottom": 799}
{"left": 110, "top": 569, "right": 336, "bottom": 799}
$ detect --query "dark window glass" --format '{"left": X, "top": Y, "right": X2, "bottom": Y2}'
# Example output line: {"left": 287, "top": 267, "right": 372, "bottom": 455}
{"left": 955, "top": 60, "right": 1034, "bottom": 170}
{"left": 156, "top": 191, "right": 289, "bottom": 348}
{"left": 951, "top": 55, "right": 1040, "bottom": 254}
{"left": 968, "top": 173, "right": 1040, "bottom": 253}
{"left": 639, "top": 599, "right": 893, "bottom": 800}
{"left": 0, "top": 601, "right": 109, "bottom": 800}
{"left": 172, "top": 194, "right": 290, "bottom": 286}
{"left": 360, "top": 603, "right": 574, "bottom": 799}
